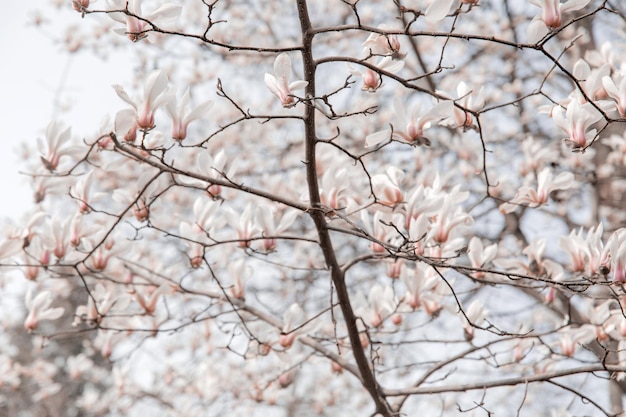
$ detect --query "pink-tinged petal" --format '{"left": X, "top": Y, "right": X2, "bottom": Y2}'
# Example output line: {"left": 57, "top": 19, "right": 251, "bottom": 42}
{"left": 560, "top": 0, "right": 591, "bottom": 13}
{"left": 112, "top": 85, "right": 137, "bottom": 109}
{"left": 366, "top": 128, "right": 392, "bottom": 148}
{"left": 425, "top": 0, "right": 455, "bottom": 23}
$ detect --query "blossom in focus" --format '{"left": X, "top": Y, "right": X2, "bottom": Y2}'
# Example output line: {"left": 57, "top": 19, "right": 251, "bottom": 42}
{"left": 527, "top": 0, "right": 591, "bottom": 42}
{"left": 264, "top": 53, "right": 308, "bottom": 108}
{"left": 348, "top": 57, "right": 404, "bottom": 92}
{"left": 552, "top": 100, "right": 603, "bottom": 151}
{"left": 107, "top": 0, "right": 182, "bottom": 42}
{"left": 24, "top": 290, "right": 64, "bottom": 332}
{"left": 113, "top": 69, "right": 172, "bottom": 130}
{"left": 165, "top": 87, "right": 213, "bottom": 140}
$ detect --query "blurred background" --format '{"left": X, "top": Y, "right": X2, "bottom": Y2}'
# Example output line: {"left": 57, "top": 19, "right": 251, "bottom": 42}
{"left": 0, "top": 2, "right": 130, "bottom": 221}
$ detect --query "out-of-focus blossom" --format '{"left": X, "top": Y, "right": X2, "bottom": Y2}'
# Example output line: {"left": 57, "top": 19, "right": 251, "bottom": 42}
{"left": 361, "top": 211, "right": 404, "bottom": 254}
{"left": 107, "top": 0, "right": 182, "bottom": 42}
{"left": 527, "top": 0, "right": 590, "bottom": 42}
{"left": 424, "top": 0, "right": 456, "bottom": 23}
{"left": 135, "top": 283, "right": 171, "bottom": 315}
{"left": 366, "top": 98, "right": 453, "bottom": 147}
{"left": 264, "top": 53, "right": 308, "bottom": 108}
{"left": 113, "top": 69, "right": 172, "bottom": 130}
{"left": 24, "top": 290, "right": 65, "bottom": 332}
{"left": 602, "top": 72, "right": 626, "bottom": 117}
{"left": 71, "top": 171, "right": 96, "bottom": 214}
{"left": 255, "top": 206, "right": 297, "bottom": 252}
{"left": 367, "top": 285, "right": 396, "bottom": 327}
{"left": 467, "top": 237, "right": 498, "bottom": 277}
{"left": 362, "top": 25, "right": 403, "bottom": 57}
{"left": 228, "top": 259, "right": 252, "bottom": 300}
{"left": 500, "top": 167, "right": 575, "bottom": 212}
{"left": 371, "top": 166, "right": 404, "bottom": 207}
{"left": 165, "top": 87, "right": 213, "bottom": 140}
{"left": 462, "top": 300, "right": 488, "bottom": 340}
{"left": 72, "top": 0, "right": 89, "bottom": 12}
{"left": 280, "top": 303, "right": 305, "bottom": 349}
{"left": 38, "top": 121, "right": 79, "bottom": 172}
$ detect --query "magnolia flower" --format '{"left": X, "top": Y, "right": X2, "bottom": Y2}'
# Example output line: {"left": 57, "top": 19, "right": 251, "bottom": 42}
{"left": 366, "top": 98, "right": 454, "bottom": 147}
{"left": 264, "top": 53, "right": 308, "bottom": 108}
{"left": 462, "top": 300, "right": 488, "bottom": 340}
{"left": 552, "top": 100, "right": 603, "bottom": 150}
{"left": 501, "top": 168, "right": 575, "bottom": 212}
{"left": 255, "top": 206, "right": 297, "bottom": 252}
{"left": 527, "top": 0, "right": 591, "bottom": 42}
{"left": 38, "top": 121, "right": 83, "bottom": 172}
{"left": 367, "top": 285, "right": 396, "bottom": 327}
{"left": 24, "top": 290, "right": 64, "bottom": 332}
{"left": 280, "top": 303, "right": 305, "bottom": 348}
{"left": 113, "top": 69, "right": 172, "bottom": 130}
{"left": 362, "top": 25, "right": 403, "bottom": 57}
{"left": 165, "top": 87, "right": 213, "bottom": 140}
{"left": 467, "top": 237, "right": 498, "bottom": 277}
{"left": 107, "top": 0, "right": 182, "bottom": 42}
{"left": 573, "top": 59, "right": 611, "bottom": 101}
{"left": 228, "top": 259, "right": 252, "bottom": 300}
{"left": 348, "top": 57, "right": 404, "bottom": 92}
{"left": 371, "top": 166, "right": 404, "bottom": 207}
{"left": 135, "top": 283, "right": 171, "bottom": 315}
{"left": 438, "top": 81, "right": 485, "bottom": 129}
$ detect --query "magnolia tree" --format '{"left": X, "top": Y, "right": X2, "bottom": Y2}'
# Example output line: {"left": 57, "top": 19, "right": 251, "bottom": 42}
{"left": 4, "top": 0, "right": 626, "bottom": 416}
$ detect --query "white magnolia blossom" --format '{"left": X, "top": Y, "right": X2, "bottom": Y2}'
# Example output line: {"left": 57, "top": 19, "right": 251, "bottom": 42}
{"left": 264, "top": 53, "right": 308, "bottom": 108}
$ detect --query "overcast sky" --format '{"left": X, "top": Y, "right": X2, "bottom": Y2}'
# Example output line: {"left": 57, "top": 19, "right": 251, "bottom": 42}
{"left": 0, "top": 2, "right": 128, "bottom": 222}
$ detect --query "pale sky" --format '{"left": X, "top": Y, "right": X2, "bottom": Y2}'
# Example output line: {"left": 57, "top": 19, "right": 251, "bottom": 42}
{"left": 0, "top": 2, "right": 129, "bottom": 222}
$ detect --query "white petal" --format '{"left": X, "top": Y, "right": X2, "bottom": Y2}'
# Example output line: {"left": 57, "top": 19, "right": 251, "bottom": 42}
{"left": 425, "top": 0, "right": 455, "bottom": 23}
{"left": 560, "top": 0, "right": 591, "bottom": 13}
{"left": 273, "top": 53, "right": 291, "bottom": 80}
{"left": 365, "top": 128, "right": 392, "bottom": 148}
{"left": 112, "top": 85, "right": 137, "bottom": 108}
